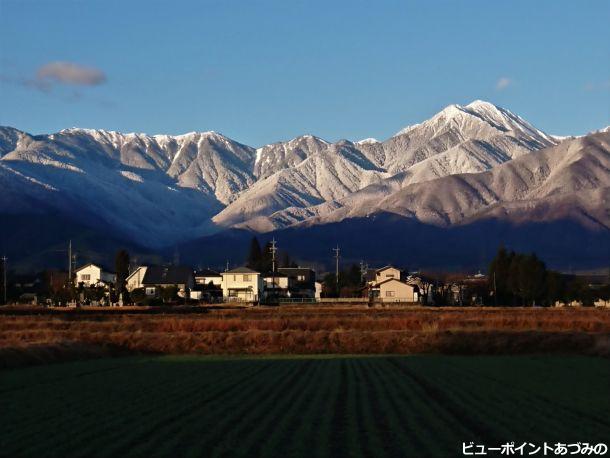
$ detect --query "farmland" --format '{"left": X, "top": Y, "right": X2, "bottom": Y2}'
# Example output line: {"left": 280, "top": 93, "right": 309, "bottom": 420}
{"left": 1, "top": 355, "right": 609, "bottom": 457}
{"left": 1, "top": 306, "right": 610, "bottom": 367}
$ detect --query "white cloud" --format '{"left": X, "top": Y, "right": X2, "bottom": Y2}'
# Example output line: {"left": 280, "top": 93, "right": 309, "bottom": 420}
{"left": 36, "top": 61, "right": 106, "bottom": 86}
{"left": 495, "top": 77, "right": 512, "bottom": 91}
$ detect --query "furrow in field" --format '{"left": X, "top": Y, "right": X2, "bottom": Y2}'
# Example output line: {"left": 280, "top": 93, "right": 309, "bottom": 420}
{"left": 328, "top": 360, "right": 349, "bottom": 458}
{"left": 447, "top": 357, "right": 610, "bottom": 425}
{"left": 83, "top": 361, "right": 272, "bottom": 457}
{"left": 203, "top": 360, "right": 318, "bottom": 457}
{"left": 239, "top": 359, "right": 325, "bottom": 457}
{"left": 146, "top": 359, "right": 310, "bottom": 457}
{"left": 4, "top": 360, "right": 269, "bottom": 458}
{"left": 388, "top": 358, "right": 514, "bottom": 443}
{"left": 269, "top": 359, "right": 339, "bottom": 458}
{"left": 0, "top": 358, "right": 187, "bottom": 454}
{"left": 311, "top": 360, "right": 342, "bottom": 458}
{"left": 114, "top": 360, "right": 289, "bottom": 457}
{"left": 351, "top": 359, "right": 387, "bottom": 458}
{"left": 368, "top": 357, "right": 469, "bottom": 456}
{"left": 85, "top": 360, "right": 277, "bottom": 458}
{"left": 419, "top": 357, "right": 610, "bottom": 441}
{"left": 345, "top": 359, "right": 368, "bottom": 458}
{"left": 357, "top": 358, "right": 414, "bottom": 457}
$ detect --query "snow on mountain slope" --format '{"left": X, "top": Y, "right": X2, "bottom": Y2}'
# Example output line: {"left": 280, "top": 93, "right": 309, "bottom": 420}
{"left": 253, "top": 135, "right": 329, "bottom": 179}
{"left": 0, "top": 127, "right": 254, "bottom": 245}
{"left": 0, "top": 99, "right": 582, "bottom": 247}
{"left": 0, "top": 126, "right": 27, "bottom": 157}
{"left": 217, "top": 100, "right": 558, "bottom": 231}
{"left": 355, "top": 138, "right": 379, "bottom": 145}
{"left": 382, "top": 100, "right": 556, "bottom": 174}
{"left": 212, "top": 141, "right": 389, "bottom": 227}
{"left": 294, "top": 130, "right": 610, "bottom": 230}
{"left": 163, "top": 131, "right": 256, "bottom": 204}
{"left": 51, "top": 128, "right": 257, "bottom": 204}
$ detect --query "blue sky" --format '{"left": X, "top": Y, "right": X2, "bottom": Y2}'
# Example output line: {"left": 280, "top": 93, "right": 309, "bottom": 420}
{"left": 1, "top": 0, "right": 609, "bottom": 146}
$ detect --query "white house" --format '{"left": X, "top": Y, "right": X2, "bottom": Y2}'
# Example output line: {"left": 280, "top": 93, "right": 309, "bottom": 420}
{"left": 315, "top": 281, "right": 323, "bottom": 299}
{"left": 126, "top": 266, "right": 148, "bottom": 292}
{"left": 263, "top": 272, "right": 290, "bottom": 297}
{"left": 374, "top": 266, "right": 402, "bottom": 284}
{"left": 74, "top": 263, "right": 115, "bottom": 288}
{"left": 127, "top": 265, "right": 194, "bottom": 297}
{"left": 221, "top": 267, "right": 263, "bottom": 302}
{"left": 368, "top": 278, "right": 419, "bottom": 303}
{"left": 194, "top": 269, "right": 223, "bottom": 286}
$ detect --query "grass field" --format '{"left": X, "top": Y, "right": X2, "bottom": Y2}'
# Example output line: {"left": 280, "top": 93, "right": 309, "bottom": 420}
{"left": 1, "top": 355, "right": 609, "bottom": 457}
{"left": 2, "top": 307, "right": 610, "bottom": 368}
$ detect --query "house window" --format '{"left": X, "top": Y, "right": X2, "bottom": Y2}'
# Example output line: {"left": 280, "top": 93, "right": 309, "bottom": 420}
{"left": 386, "top": 291, "right": 395, "bottom": 297}
{"left": 297, "top": 275, "right": 306, "bottom": 281}
{"left": 386, "top": 273, "right": 394, "bottom": 278}
{"left": 233, "top": 275, "right": 236, "bottom": 281}
{"left": 243, "top": 275, "right": 251, "bottom": 281}
{"left": 81, "top": 274, "right": 91, "bottom": 281}
{"left": 145, "top": 287, "right": 156, "bottom": 296}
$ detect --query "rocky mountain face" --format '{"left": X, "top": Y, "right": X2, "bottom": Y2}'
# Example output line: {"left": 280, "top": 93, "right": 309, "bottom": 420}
{"left": 287, "top": 130, "right": 610, "bottom": 231}
{"left": 214, "top": 100, "right": 562, "bottom": 231}
{"left": 0, "top": 128, "right": 255, "bottom": 245}
{"left": 1, "top": 100, "right": 608, "bottom": 270}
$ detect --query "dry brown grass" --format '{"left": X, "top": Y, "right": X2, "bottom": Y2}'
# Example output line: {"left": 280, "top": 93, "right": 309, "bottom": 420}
{"left": 1, "top": 306, "right": 609, "bottom": 368}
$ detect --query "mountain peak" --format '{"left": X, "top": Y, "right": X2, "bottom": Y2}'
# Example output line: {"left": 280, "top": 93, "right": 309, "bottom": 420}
{"left": 465, "top": 99, "right": 498, "bottom": 110}
{"left": 394, "top": 100, "right": 501, "bottom": 137}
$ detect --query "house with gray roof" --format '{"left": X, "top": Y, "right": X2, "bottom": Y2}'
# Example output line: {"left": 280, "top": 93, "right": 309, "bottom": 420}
{"left": 221, "top": 266, "right": 263, "bottom": 302}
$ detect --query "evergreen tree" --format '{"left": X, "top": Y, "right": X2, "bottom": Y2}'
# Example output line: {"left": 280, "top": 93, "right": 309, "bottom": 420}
{"left": 279, "top": 251, "right": 291, "bottom": 268}
{"left": 246, "top": 237, "right": 262, "bottom": 270}
{"left": 261, "top": 241, "right": 273, "bottom": 272}
{"left": 488, "top": 245, "right": 512, "bottom": 303}
{"left": 508, "top": 253, "right": 526, "bottom": 305}
{"left": 115, "top": 249, "right": 130, "bottom": 295}
{"left": 521, "top": 253, "right": 546, "bottom": 305}
{"left": 545, "top": 270, "right": 563, "bottom": 306}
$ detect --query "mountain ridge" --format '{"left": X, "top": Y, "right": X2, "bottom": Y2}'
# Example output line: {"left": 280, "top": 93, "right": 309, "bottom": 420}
{"left": 1, "top": 100, "right": 608, "bottom": 270}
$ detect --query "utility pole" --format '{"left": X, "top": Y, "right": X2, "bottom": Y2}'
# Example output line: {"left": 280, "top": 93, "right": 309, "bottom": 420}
{"left": 270, "top": 238, "right": 277, "bottom": 273}
{"left": 333, "top": 245, "right": 340, "bottom": 295}
{"left": 359, "top": 260, "right": 368, "bottom": 284}
{"left": 270, "top": 238, "right": 278, "bottom": 302}
{"left": 493, "top": 272, "right": 498, "bottom": 307}
{"left": 1, "top": 255, "right": 7, "bottom": 305}
{"left": 68, "top": 240, "right": 72, "bottom": 288}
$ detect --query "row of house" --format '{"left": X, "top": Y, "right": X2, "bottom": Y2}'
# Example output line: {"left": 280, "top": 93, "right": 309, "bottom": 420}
{"left": 73, "top": 262, "right": 428, "bottom": 303}
{"left": 122, "top": 265, "right": 318, "bottom": 301}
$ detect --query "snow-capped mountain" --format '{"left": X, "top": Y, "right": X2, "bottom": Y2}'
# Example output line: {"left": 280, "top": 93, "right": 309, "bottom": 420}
{"left": 283, "top": 130, "right": 610, "bottom": 230}
{"left": 219, "top": 100, "right": 559, "bottom": 231}
{"left": 253, "top": 135, "right": 330, "bottom": 180}
{"left": 2, "top": 100, "right": 607, "bottom": 260}
{"left": 0, "top": 128, "right": 255, "bottom": 246}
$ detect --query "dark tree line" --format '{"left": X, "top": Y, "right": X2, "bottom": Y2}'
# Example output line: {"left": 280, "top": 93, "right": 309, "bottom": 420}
{"left": 322, "top": 264, "right": 363, "bottom": 297}
{"left": 488, "top": 246, "right": 608, "bottom": 306}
